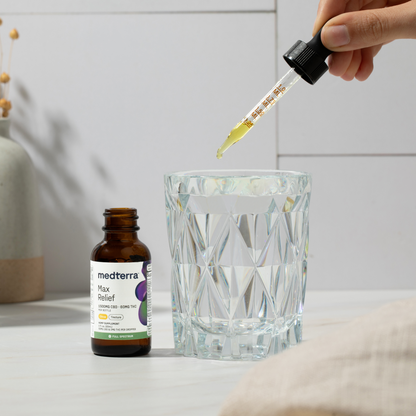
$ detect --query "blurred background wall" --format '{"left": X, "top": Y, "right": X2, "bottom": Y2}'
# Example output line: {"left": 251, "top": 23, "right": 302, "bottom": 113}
{"left": 3, "top": 0, "right": 415, "bottom": 291}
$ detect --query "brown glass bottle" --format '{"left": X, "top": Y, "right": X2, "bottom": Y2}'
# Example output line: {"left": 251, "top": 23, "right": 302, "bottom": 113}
{"left": 90, "top": 208, "right": 151, "bottom": 357}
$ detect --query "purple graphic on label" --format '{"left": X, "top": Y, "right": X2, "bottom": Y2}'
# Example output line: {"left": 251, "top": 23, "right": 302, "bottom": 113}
{"left": 135, "top": 281, "right": 146, "bottom": 301}
{"left": 135, "top": 261, "right": 150, "bottom": 326}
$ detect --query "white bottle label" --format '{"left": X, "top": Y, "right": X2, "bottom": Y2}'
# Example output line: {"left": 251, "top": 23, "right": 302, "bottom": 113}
{"left": 90, "top": 260, "right": 152, "bottom": 340}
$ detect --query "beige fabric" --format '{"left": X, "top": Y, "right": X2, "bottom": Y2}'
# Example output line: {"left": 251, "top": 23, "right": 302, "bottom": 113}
{"left": 220, "top": 296, "right": 416, "bottom": 416}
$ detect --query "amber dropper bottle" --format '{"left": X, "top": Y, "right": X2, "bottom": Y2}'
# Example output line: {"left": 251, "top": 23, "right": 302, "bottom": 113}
{"left": 90, "top": 208, "right": 151, "bottom": 357}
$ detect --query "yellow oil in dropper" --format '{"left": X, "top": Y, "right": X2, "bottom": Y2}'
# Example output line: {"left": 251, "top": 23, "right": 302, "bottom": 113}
{"left": 216, "top": 68, "right": 301, "bottom": 159}
{"left": 216, "top": 122, "right": 250, "bottom": 159}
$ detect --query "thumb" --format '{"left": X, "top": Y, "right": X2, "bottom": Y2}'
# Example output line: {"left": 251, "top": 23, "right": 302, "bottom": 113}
{"left": 321, "top": 2, "right": 416, "bottom": 51}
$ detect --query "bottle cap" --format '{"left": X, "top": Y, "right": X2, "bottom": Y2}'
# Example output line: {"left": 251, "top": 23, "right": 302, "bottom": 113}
{"left": 283, "top": 28, "right": 333, "bottom": 85}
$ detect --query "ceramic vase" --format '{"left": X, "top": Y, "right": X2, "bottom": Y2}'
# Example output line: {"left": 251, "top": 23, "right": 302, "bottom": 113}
{"left": 0, "top": 118, "right": 44, "bottom": 303}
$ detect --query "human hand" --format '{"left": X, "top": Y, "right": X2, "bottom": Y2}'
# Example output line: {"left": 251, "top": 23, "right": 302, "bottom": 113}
{"left": 313, "top": 0, "right": 416, "bottom": 81}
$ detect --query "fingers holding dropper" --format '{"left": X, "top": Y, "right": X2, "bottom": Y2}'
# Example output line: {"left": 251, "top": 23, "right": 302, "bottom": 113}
{"left": 313, "top": 0, "right": 416, "bottom": 80}
{"left": 327, "top": 44, "right": 382, "bottom": 81}
{"left": 313, "top": 0, "right": 346, "bottom": 36}
{"left": 354, "top": 46, "right": 381, "bottom": 81}
{"left": 317, "top": 2, "right": 416, "bottom": 51}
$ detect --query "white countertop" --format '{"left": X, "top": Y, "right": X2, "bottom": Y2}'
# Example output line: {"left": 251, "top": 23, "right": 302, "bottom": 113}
{"left": 1, "top": 290, "right": 415, "bottom": 416}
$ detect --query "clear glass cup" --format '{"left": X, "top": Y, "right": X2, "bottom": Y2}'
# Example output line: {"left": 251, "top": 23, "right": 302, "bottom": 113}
{"left": 164, "top": 170, "right": 312, "bottom": 360}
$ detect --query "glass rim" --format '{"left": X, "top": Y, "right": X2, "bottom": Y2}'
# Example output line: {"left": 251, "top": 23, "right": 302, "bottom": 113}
{"left": 164, "top": 169, "right": 311, "bottom": 180}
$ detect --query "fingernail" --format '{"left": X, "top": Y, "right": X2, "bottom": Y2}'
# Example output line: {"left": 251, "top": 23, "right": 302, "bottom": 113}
{"left": 324, "top": 25, "right": 350, "bottom": 47}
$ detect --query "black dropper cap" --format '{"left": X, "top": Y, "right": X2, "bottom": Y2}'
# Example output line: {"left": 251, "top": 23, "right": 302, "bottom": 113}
{"left": 283, "top": 28, "right": 333, "bottom": 85}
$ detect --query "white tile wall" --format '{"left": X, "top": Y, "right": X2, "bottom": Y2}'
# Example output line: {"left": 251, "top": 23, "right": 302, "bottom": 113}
{"left": 276, "top": 0, "right": 416, "bottom": 289}
{"left": 5, "top": 4, "right": 277, "bottom": 291}
{"left": 4, "top": 0, "right": 414, "bottom": 292}
{"left": 277, "top": 0, "right": 416, "bottom": 155}
{"left": 2, "top": 0, "right": 275, "bottom": 14}
{"left": 279, "top": 156, "right": 416, "bottom": 289}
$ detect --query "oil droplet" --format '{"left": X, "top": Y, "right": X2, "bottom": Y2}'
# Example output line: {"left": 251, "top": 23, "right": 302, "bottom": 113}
{"left": 216, "top": 122, "right": 251, "bottom": 159}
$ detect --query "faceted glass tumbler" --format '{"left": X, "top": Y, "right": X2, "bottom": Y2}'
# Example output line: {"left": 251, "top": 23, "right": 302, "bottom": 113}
{"left": 164, "top": 170, "right": 311, "bottom": 360}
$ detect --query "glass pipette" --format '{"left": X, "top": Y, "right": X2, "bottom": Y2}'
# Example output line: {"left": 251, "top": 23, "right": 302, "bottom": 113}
{"left": 216, "top": 28, "right": 333, "bottom": 159}
{"left": 216, "top": 68, "right": 301, "bottom": 159}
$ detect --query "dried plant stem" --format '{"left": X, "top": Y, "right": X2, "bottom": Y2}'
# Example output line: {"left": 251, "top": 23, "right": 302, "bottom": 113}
{"left": 4, "top": 39, "right": 13, "bottom": 100}
{"left": 0, "top": 34, "right": 3, "bottom": 101}
{"left": 0, "top": 35, "right": 2, "bottom": 72}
